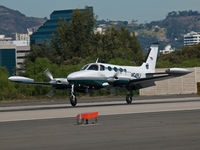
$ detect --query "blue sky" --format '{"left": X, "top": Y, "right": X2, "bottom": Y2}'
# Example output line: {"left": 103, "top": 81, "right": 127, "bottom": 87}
{"left": 1, "top": 0, "right": 200, "bottom": 23}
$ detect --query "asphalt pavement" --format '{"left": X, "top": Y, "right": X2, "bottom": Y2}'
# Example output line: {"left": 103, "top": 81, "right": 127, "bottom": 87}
{"left": 0, "top": 95, "right": 200, "bottom": 150}
{"left": 0, "top": 110, "right": 200, "bottom": 150}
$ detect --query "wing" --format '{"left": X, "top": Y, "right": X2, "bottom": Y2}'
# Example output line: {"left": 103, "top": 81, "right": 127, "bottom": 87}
{"left": 8, "top": 76, "right": 70, "bottom": 89}
{"left": 8, "top": 76, "right": 52, "bottom": 85}
{"left": 128, "top": 68, "right": 192, "bottom": 90}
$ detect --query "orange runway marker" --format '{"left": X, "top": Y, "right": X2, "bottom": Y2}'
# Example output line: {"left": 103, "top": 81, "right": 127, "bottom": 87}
{"left": 76, "top": 112, "right": 99, "bottom": 124}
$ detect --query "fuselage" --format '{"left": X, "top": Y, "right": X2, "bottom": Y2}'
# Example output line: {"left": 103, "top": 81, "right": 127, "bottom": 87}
{"left": 67, "top": 62, "right": 147, "bottom": 89}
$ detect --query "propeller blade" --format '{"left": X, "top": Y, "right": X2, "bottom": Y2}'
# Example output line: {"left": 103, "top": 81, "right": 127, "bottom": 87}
{"left": 113, "top": 71, "right": 119, "bottom": 79}
{"left": 47, "top": 88, "right": 53, "bottom": 97}
{"left": 44, "top": 69, "right": 53, "bottom": 80}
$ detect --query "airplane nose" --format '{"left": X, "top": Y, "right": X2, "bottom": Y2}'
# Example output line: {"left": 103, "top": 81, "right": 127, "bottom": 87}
{"left": 67, "top": 72, "right": 80, "bottom": 81}
{"left": 67, "top": 73, "right": 74, "bottom": 81}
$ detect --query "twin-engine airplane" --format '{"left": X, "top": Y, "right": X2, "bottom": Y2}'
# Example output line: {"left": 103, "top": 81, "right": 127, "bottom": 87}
{"left": 9, "top": 44, "right": 192, "bottom": 106}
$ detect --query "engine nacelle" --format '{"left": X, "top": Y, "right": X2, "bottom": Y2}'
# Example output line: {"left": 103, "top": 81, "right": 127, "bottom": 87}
{"left": 55, "top": 78, "right": 69, "bottom": 85}
{"left": 50, "top": 78, "right": 69, "bottom": 85}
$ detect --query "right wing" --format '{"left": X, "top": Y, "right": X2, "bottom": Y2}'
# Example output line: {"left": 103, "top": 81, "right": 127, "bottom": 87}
{"left": 128, "top": 68, "right": 192, "bottom": 90}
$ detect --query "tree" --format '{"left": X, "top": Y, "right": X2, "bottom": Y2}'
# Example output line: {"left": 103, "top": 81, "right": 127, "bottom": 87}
{"left": 0, "top": 67, "right": 17, "bottom": 100}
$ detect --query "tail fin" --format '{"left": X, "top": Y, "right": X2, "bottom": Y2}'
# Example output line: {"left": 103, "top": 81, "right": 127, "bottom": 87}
{"left": 140, "top": 44, "right": 159, "bottom": 73}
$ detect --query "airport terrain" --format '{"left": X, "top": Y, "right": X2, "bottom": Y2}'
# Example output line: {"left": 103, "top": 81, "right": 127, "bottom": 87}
{"left": 0, "top": 95, "right": 200, "bottom": 150}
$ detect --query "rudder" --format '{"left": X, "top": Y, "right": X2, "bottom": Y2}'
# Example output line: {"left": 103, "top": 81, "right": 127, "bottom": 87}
{"left": 141, "top": 44, "right": 159, "bottom": 73}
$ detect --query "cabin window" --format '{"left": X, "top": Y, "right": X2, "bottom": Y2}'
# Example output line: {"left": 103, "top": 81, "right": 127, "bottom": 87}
{"left": 108, "top": 66, "right": 112, "bottom": 71}
{"left": 113, "top": 67, "right": 118, "bottom": 72}
{"left": 119, "top": 68, "right": 123, "bottom": 72}
{"left": 88, "top": 65, "right": 99, "bottom": 71}
{"left": 100, "top": 65, "right": 105, "bottom": 71}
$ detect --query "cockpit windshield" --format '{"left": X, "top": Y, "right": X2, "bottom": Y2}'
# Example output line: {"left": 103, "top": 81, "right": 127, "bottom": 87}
{"left": 87, "top": 64, "right": 99, "bottom": 71}
{"left": 81, "top": 64, "right": 89, "bottom": 70}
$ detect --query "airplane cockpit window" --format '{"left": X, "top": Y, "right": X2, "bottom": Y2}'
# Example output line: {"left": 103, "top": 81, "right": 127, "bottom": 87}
{"left": 81, "top": 64, "right": 89, "bottom": 70}
{"left": 87, "top": 64, "right": 99, "bottom": 71}
{"left": 100, "top": 65, "right": 105, "bottom": 71}
{"left": 119, "top": 68, "right": 123, "bottom": 72}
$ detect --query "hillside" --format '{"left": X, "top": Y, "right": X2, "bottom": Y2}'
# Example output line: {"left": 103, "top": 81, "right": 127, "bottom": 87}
{"left": 136, "top": 10, "right": 200, "bottom": 51}
{"left": 1, "top": 6, "right": 200, "bottom": 51}
{"left": 96, "top": 10, "right": 200, "bottom": 51}
{"left": 0, "top": 6, "right": 46, "bottom": 37}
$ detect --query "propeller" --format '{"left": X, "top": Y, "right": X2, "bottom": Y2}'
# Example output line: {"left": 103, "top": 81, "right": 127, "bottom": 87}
{"left": 44, "top": 69, "right": 70, "bottom": 97}
{"left": 107, "top": 71, "right": 120, "bottom": 83}
{"left": 47, "top": 88, "right": 54, "bottom": 97}
{"left": 44, "top": 69, "right": 54, "bottom": 80}
{"left": 44, "top": 69, "right": 54, "bottom": 97}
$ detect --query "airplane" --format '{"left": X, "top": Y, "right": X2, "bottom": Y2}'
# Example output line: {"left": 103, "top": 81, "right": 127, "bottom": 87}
{"left": 8, "top": 44, "right": 192, "bottom": 107}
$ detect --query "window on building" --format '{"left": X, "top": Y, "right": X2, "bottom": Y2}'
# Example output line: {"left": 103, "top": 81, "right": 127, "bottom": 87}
{"left": 17, "top": 56, "right": 26, "bottom": 59}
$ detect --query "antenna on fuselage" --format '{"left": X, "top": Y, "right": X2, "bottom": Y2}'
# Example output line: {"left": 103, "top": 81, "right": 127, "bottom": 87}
{"left": 95, "top": 58, "right": 99, "bottom": 63}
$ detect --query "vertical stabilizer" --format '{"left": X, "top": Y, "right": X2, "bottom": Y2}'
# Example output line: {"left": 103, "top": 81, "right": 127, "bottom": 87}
{"left": 141, "top": 44, "right": 159, "bottom": 73}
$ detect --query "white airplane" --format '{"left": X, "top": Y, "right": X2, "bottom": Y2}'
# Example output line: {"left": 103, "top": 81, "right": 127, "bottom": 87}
{"left": 8, "top": 44, "right": 192, "bottom": 106}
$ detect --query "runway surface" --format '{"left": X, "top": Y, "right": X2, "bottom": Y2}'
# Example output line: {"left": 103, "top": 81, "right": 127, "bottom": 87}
{"left": 0, "top": 95, "right": 200, "bottom": 122}
{"left": 0, "top": 95, "right": 200, "bottom": 150}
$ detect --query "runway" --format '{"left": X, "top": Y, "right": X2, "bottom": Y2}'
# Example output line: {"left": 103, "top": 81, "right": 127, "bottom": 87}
{"left": 0, "top": 95, "right": 200, "bottom": 122}
{"left": 0, "top": 95, "right": 200, "bottom": 150}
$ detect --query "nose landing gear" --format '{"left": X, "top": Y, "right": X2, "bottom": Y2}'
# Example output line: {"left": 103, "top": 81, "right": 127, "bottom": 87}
{"left": 70, "top": 84, "right": 77, "bottom": 107}
{"left": 70, "top": 94, "right": 77, "bottom": 107}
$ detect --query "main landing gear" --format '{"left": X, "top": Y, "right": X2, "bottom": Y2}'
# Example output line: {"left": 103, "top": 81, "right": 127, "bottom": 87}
{"left": 70, "top": 84, "right": 77, "bottom": 107}
{"left": 126, "top": 90, "right": 134, "bottom": 104}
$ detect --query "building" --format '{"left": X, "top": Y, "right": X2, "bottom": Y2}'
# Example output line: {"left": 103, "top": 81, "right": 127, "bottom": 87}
{"left": 184, "top": 31, "right": 200, "bottom": 46}
{"left": 30, "top": 7, "right": 93, "bottom": 45}
{"left": 140, "top": 67, "right": 200, "bottom": 96}
{"left": 160, "top": 44, "right": 175, "bottom": 54}
{"left": 0, "top": 34, "right": 30, "bottom": 75}
{"left": 0, "top": 35, "right": 12, "bottom": 41}
{"left": 0, "top": 46, "right": 16, "bottom": 75}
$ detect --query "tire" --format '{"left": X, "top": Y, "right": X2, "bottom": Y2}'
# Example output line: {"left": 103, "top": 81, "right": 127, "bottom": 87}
{"left": 70, "top": 95, "right": 77, "bottom": 107}
{"left": 126, "top": 95, "right": 132, "bottom": 104}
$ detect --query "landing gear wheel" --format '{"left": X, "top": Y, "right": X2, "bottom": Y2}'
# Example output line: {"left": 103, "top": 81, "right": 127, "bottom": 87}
{"left": 126, "top": 95, "right": 132, "bottom": 104}
{"left": 70, "top": 95, "right": 77, "bottom": 107}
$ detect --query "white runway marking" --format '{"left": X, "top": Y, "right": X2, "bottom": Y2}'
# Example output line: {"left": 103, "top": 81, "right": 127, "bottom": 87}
{"left": 0, "top": 96, "right": 200, "bottom": 122}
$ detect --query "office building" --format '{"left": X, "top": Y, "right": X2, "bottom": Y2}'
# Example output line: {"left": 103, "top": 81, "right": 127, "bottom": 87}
{"left": 160, "top": 44, "right": 175, "bottom": 54}
{"left": 0, "top": 46, "right": 16, "bottom": 75}
{"left": 30, "top": 7, "right": 93, "bottom": 45}
{"left": 184, "top": 31, "right": 200, "bottom": 46}
{"left": 0, "top": 34, "right": 30, "bottom": 75}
